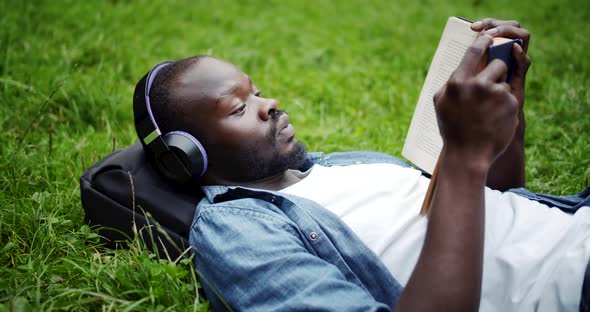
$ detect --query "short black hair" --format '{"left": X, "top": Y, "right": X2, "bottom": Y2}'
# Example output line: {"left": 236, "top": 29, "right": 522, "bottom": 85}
{"left": 148, "top": 55, "right": 208, "bottom": 135}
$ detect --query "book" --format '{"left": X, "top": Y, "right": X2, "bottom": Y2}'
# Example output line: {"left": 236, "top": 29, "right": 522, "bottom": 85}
{"left": 401, "top": 17, "right": 521, "bottom": 215}
{"left": 402, "top": 17, "right": 477, "bottom": 175}
{"left": 402, "top": 16, "right": 521, "bottom": 175}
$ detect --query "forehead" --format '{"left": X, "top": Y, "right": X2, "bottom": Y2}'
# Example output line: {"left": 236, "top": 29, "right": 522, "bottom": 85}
{"left": 178, "top": 57, "right": 249, "bottom": 98}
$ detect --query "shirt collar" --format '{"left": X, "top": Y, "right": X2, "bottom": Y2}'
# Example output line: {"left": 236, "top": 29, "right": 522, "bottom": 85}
{"left": 200, "top": 167, "right": 312, "bottom": 203}
{"left": 200, "top": 185, "right": 232, "bottom": 203}
{"left": 201, "top": 184, "right": 276, "bottom": 204}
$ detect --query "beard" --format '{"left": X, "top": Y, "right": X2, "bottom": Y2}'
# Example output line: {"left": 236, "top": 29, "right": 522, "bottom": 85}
{"left": 236, "top": 140, "right": 307, "bottom": 181}
{"left": 209, "top": 110, "right": 308, "bottom": 182}
{"left": 210, "top": 140, "right": 307, "bottom": 182}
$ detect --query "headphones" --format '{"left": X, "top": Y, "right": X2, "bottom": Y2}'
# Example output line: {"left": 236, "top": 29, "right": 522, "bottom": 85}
{"left": 133, "top": 61, "right": 208, "bottom": 184}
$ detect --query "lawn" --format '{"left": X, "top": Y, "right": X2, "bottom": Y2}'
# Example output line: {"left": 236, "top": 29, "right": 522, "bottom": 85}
{"left": 1, "top": 0, "right": 589, "bottom": 310}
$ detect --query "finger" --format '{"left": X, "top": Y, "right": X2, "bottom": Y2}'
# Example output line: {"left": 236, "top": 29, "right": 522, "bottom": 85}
{"left": 497, "top": 89, "right": 520, "bottom": 121}
{"left": 490, "top": 82, "right": 519, "bottom": 122}
{"left": 485, "top": 26, "right": 530, "bottom": 52}
{"left": 433, "top": 86, "right": 445, "bottom": 105}
{"left": 490, "top": 80, "right": 512, "bottom": 95}
{"left": 456, "top": 35, "right": 494, "bottom": 78}
{"left": 471, "top": 18, "right": 520, "bottom": 31}
{"left": 510, "top": 43, "right": 531, "bottom": 89}
{"left": 478, "top": 59, "right": 508, "bottom": 83}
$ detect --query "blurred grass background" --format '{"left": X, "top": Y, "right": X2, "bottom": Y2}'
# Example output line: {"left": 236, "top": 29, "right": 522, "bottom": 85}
{"left": 1, "top": 0, "right": 588, "bottom": 310}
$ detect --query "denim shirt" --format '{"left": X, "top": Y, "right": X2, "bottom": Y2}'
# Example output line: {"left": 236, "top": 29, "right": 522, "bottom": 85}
{"left": 189, "top": 151, "right": 410, "bottom": 311}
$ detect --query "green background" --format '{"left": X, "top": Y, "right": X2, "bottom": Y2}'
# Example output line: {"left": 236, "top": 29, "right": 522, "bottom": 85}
{"left": 1, "top": 0, "right": 588, "bottom": 310}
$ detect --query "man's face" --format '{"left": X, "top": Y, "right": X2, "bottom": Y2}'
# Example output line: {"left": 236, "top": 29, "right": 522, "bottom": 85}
{"left": 176, "top": 57, "right": 306, "bottom": 182}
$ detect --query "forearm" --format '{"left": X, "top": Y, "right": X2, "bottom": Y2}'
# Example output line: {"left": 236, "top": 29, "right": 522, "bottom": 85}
{"left": 396, "top": 149, "right": 488, "bottom": 312}
{"left": 396, "top": 22, "right": 524, "bottom": 310}
{"left": 486, "top": 111, "right": 526, "bottom": 190}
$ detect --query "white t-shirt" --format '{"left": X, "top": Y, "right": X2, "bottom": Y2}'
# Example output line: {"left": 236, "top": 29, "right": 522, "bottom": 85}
{"left": 280, "top": 163, "right": 590, "bottom": 311}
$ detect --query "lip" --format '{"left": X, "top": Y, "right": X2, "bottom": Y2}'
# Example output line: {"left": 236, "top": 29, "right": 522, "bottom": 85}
{"left": 278, "top": 114, "right": 290, "bottom": 131}
{"left": 277, "top": 114, "right": 295, "bottom": 139}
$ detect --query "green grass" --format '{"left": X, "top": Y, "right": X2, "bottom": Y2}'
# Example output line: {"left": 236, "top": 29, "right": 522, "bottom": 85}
{"left": 1, "top": 0, "right": 589, "bottom": 310}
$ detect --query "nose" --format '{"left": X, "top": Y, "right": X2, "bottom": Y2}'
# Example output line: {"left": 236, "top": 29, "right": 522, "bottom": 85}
{"left": 258, "top": 98, "right": 279, "bottom": 121}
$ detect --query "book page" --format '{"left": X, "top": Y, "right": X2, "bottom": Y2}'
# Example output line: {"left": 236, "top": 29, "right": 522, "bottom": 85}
{"left": 402, "top": 17, "right": 478, "bottom": 174}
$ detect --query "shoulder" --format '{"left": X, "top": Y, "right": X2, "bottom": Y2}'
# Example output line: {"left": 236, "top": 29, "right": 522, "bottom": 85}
{"left": 193, "top": 196, "right": 298, "bottom": 234}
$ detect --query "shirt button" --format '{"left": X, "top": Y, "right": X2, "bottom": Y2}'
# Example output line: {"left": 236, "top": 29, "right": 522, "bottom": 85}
{"left": 309, "top": 232, "right": 318, "bottom": 241}
{"left": 270, "top": 196, "right": 277, "bottom": 204}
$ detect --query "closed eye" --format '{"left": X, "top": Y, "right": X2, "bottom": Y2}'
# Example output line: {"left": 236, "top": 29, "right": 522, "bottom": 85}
{"left": 231, "top": 104, "right": 246, "bottom": 115}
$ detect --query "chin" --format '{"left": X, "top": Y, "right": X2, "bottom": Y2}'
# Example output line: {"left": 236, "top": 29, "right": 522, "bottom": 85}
{"left": 279, "top": 137, "right": 298, "bottom": 154}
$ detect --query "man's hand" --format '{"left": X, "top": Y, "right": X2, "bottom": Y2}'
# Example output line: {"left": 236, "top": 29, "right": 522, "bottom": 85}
{"left": 471, "top": 18, "right": 532, "bottom": 190}
{"left": 471, "top": 18, "right": 531, "bottom": 112}
{"left": 434, "top": 34, "right": 520, "bottom": 169}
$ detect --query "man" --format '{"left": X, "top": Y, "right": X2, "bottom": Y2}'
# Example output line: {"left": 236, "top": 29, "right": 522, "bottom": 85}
{"left": 142, "top": 19, "right": 590, "bottom": 311}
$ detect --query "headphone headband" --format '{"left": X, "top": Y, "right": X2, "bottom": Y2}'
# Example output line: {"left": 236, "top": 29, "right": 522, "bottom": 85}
{"left": 141, "top": 61, "right": 172, "bottom": 145}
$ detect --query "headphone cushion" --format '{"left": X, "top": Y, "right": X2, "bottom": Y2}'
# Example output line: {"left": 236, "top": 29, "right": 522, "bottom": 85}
{"left": 163, "top": 131, "right": 208, "bottom": 177}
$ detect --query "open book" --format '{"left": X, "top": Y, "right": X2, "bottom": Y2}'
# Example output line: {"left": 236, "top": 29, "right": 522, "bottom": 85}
{"left": 402, "top": 17, "right": 479, "bottom": 174}
{"left": 403, "top": 16, "right": 520, "bottom": 174}
{"left": 402, "top": 17, "right": 520, "bottom": 215}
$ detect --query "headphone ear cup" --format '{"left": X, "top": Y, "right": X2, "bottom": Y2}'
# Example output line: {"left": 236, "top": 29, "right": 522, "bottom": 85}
{"left": 163, "top": 131, "right": 208, "bottom": 178}
{"left": 155, "top": 149, "right": 191, "bottom": 184}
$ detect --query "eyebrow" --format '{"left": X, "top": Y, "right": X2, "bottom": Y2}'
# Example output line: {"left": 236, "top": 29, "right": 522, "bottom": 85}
{"left": 220, "top": 75, "right": 253, "bottom": 97}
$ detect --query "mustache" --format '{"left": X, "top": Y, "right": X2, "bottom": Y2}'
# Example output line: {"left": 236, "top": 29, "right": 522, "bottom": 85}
{"left": 270, "top": 109, "right": 285, "bottom": 121}
{"left": 267, "top": 109, "right": 285, "bottom": 145}
{"left": 270, "top": 109, "right": 285, "bottom": 133}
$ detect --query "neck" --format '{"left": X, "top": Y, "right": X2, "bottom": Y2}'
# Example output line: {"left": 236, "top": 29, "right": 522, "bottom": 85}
{"left": 203, "top": 170, "right": 304, "bottom": 191}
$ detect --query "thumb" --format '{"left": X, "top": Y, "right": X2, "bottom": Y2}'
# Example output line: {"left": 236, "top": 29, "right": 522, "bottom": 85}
{"left": 510, "top": 43, "right": 531, "bottom": 89}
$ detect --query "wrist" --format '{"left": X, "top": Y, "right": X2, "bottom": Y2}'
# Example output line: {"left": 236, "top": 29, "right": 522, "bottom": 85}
{"left": 441, "top": 146, "right": 492, "bottom": 181}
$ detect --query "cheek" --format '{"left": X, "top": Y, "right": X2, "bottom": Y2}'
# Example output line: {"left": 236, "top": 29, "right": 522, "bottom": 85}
{"left": 216, "top": 118, "right": 271, "bottom": 146}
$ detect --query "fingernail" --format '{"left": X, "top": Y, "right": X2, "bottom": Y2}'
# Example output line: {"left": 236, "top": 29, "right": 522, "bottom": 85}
{"left": 485, "top": 28, "right": 498, "bottom": 35}
{"left": 471, "top": 21, "right": 482, "bottom": 29}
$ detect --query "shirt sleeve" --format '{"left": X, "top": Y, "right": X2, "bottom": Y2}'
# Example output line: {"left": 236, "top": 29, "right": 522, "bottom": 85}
{"left": 190, "top": 205, "right": 392, "bottom": 312}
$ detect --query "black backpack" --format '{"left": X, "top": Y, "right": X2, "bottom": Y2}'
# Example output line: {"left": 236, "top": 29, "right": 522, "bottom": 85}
{"left": 80, "top": 142, "right": 203, "bottom": 259}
